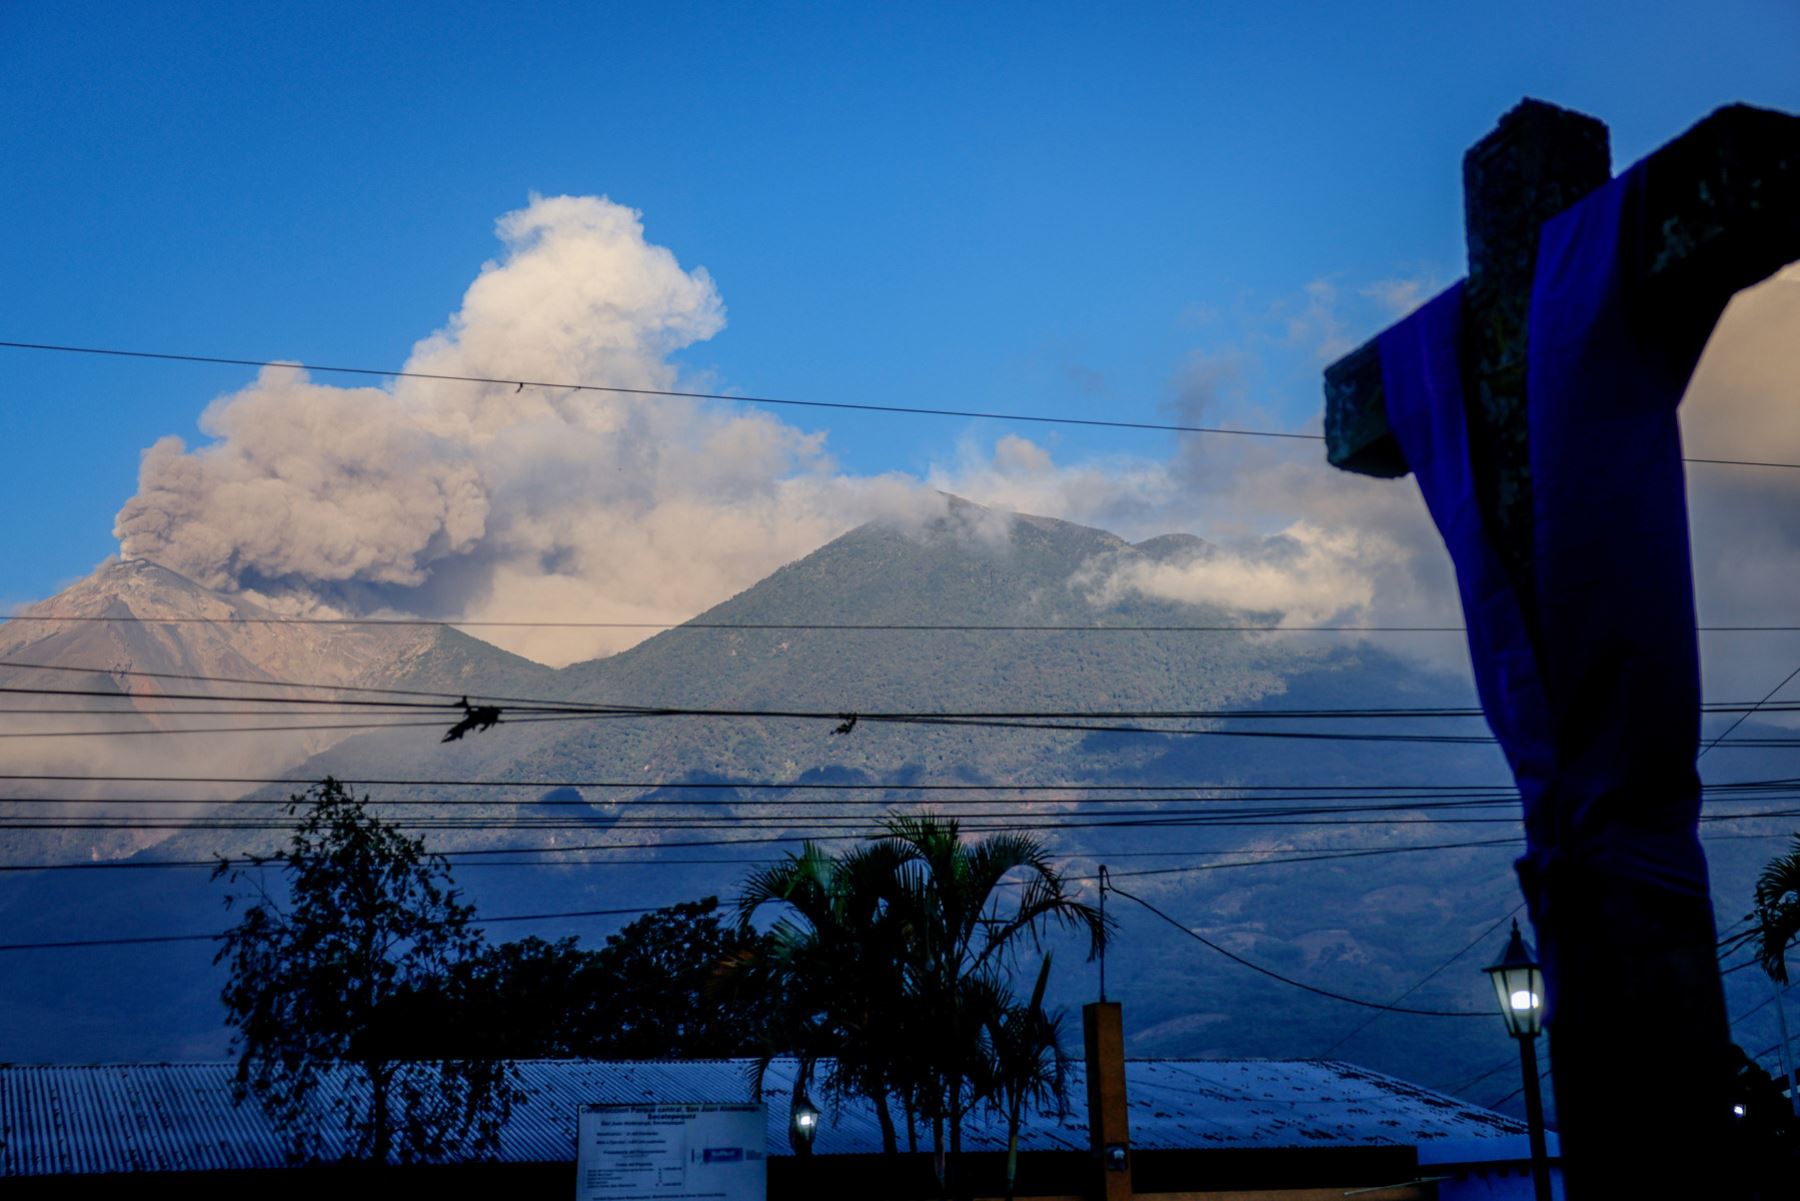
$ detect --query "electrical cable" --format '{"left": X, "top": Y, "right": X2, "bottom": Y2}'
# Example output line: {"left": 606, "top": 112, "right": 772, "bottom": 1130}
{"left": 1102, "top": 878, "right": 1493, "bottom": 1017}
{"left": 7, "top": 339, "right": 1800, "bottom": 470}
{"left": 1317, "top": 902, "right": 1529, "bottom": 1057}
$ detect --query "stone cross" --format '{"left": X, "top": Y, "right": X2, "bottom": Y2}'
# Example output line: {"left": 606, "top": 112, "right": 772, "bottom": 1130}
{"left": 1322, "top": 100, "right": 1799, "bottom": 1198}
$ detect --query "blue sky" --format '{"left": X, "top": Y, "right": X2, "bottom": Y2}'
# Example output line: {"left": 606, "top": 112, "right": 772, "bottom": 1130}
{"left": 4, "top": 0, "right": 1799, "bottom": 609}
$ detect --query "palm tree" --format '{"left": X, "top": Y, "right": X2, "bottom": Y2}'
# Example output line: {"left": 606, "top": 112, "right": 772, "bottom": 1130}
{"left": 1755, "top": 837, "right": 1800, "bottom": 983}
{"left": 737, "top": 814, "right": 1107, "bottom": 1195}
{"left": 872, "top": 814, "right": 1107, "bottom": 1196}
{"left": 735, "top": 840, "right": 918, "bottom": 1154}
{"left": 972, "top": 953, "right": 1069, "bottom": 1201}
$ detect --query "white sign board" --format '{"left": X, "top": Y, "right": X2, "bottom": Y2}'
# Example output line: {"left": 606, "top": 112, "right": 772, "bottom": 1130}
{"left": 577, "top": 1103, "right": 767, "bottom": 1201}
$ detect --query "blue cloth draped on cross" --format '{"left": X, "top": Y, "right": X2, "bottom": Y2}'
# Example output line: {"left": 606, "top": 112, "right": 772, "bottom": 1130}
{"left": 1380, "top": 163, "right": 1712, "bottom": 1014}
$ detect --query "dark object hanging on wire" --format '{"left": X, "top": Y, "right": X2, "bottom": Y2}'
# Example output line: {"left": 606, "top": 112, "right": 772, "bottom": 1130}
{"left": 441, "top": 698, "right": 503, "bottom": 743}
{"left": 831, "top": 713, "right": 858, "bottom": 736}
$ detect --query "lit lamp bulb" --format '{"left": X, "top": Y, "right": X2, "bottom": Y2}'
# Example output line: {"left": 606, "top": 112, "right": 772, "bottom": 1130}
{"left": 1485, "top": 921, "right": 1545, "bottom": 1039}
{"left": 789, "top": 1094, "right": 822, "bottom": 1156}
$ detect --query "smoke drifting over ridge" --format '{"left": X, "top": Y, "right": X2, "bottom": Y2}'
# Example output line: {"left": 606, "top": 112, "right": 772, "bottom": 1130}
{"left": 113, "top": 196, "right": 929, "bottom": 664}
{"left": 105, "top": 194, "right": 1800, "bottom": 695}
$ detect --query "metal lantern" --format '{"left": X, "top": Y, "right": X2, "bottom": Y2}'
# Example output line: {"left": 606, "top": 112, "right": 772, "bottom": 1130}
{"left": 789, "top": 1094, "right": 821, "bottom": 1156}
{"left": 1485, "top": 919, "right": 1544, "bottom": 1039}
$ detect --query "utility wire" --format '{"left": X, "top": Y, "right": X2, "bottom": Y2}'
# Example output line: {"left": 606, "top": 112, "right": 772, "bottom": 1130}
{"left": 6, "top": 612, "right": 1800, "bottom": 633}
{"left": 2, "top": 690, "right": 1793, "bottom": 719}
{"left": 0, "top": 904, "right": 670, "bottom": 954}
{"left": 15, "top": 659, "right": 1794, "bottom": 735}
{"left": 0, "top": 832, "right": 1532, "bottom": 877}
{"left": 10, "top": 704, "right": 1799, "bottom": 746}
{"left": 7, "top": 769, "right": 1795, "bottom": 793}
{"left": 0, "top": 340, "right": 1326, "bottom": 443}
{"left": 1318, "top": 902, "right": 1529, "bottom": 1057}
{"left": 8, "top": 805, "right": 1798, "bottom": 833}
{"left": 8, "top": 339, "right": 1800, "bottom": 470}
{"left": 1102, "top": 879, "right": 1491, "bottom": 1017}
{"left": 1700, "top": 662, "right": 1800, "bottom": 760}
{"left": 0, "top": 839, "right": 1539, "bottom": 951}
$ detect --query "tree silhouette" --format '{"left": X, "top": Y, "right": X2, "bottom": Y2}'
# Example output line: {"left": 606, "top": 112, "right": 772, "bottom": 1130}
{"left": 738, "top": 814, "right": 1104, "bottom": 1195}
{"left": 875, "top": 815, "right": 1104, "bottom": 1195}
{"left": 212, "top": 778, "right": 520, "bottom": 1165}
{"left": 1755, "top": 836, "right": 1800, "bottom": 983}
{"left": 735, "top": 841, "right": 920, "bottom": 1154}
{"left": 972, "top": 953, "right": 1069, "bottom": 1201}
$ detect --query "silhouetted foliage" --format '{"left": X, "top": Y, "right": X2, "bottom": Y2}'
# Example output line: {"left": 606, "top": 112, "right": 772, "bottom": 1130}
{"left": 736, "top": 813, "right": 1103, "bottom": 1195}
{"left": 971, "top": 953, "right": 1069, "bottom": 1201}
{"left": 399, "top": 898, "right": 775, "bottom": 1059}
{"left": 1756, "top": 836, "right": 1800, "bottom": 983}
{"left": 212, "top": 778, "right": 521, "bottom": 1165}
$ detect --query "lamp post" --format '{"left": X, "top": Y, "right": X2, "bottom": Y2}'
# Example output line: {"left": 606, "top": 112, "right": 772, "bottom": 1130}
{"left": 789, "top": 1093, "right": 821, "bottom": 1158}
{"left": 1485, "top": 919, "right": 1552, "bottom": 1201}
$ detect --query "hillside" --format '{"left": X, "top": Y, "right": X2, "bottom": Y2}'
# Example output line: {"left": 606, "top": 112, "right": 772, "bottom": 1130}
{"left": 0, "top": 503, "right": 1792, "bottom": 1115}
{"left": 0, "top": 558, "right": 555, "bottom": 863}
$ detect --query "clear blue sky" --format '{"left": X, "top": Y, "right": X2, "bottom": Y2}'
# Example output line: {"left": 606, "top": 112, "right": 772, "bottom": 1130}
{"left": 4, "top": 0, "right": 1798, "bottom": 605}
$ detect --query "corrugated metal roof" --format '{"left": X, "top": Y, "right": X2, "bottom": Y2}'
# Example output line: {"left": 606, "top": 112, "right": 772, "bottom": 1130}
{"left": 0, "top": 1058, "right": 1522, "bottom": 1177}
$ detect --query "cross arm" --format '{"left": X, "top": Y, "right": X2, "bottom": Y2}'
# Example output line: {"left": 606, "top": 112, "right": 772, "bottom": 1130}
{"left": 1324, "top": 102, "right": 1800, "bottom": 479}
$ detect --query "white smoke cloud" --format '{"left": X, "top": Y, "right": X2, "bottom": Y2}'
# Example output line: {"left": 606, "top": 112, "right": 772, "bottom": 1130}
{"left": 114, "top": 195, "right": 931, "bottom": 664}
{"left": 107, "top": 192, "right": 1800, "bottom": 700}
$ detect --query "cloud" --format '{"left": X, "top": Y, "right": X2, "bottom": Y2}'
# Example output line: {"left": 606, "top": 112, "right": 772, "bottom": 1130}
{"left": 1073, "top": 521, "right": 1399, "bottom": 625}
{"left": 107, "top": 191, "right": 1800, "bottom": 705}
{"left": 113, "top": 195, "right": 929, "bottom": 665}
{"left": 1680, "top": 265, "right": 1800, "bottom": 707}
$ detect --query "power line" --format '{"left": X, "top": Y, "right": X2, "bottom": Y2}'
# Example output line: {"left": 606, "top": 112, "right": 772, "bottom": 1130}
{"left": 1102, "top": 879, "right": 1493, "bottom": 1018}
{"left": 1317, "top": 902, "right": 1529, "bottom": 1057}
{"left": 0, "top": 614, "right": 1473, "bottom": 632}
{"left": 0, "top": 771, "right": 1527, "bottom": 791}
{"left": 0, "top": 684, "right": 1792, "bottom": 719}
{"left": 8, "top": 769, "right": 1797, "bottom": 792}
{"left": 0, "top": 840, "right": 1536, "bottom": 951}
{"left": 17, "top": 659, "right": 1795, "bottom": 735}
{"left": 0, "top": 339, "right": 1328, "bottom": 442}
{"left": 8, "top": 339, "right": 1800, "bottom": 470}
{"left": 0, "top": 904, "right": 670, "bottom": 954}
{"left": 7, "top": 612, "right": 1800, "bottom": 634}
{"left": 25, "top": 787, "right": 1796, "bottom": 810}
{"left": 10, "top": 704, "right": 1799, "bottom": 747}
{"left": 1452, "top": 925, "right": 1800, "bottom": 1103}
{"left": 1700, "top": 662, "right": 1800, "bottom": 760}
{"left": 2, "top": 668, "right": 1795, "bottom": 750}
{"left": 7, "top": 804, "right": 1798, "bottom": 833}
{"left": 0, "top": 831, "right": 1534, "bottom": 877}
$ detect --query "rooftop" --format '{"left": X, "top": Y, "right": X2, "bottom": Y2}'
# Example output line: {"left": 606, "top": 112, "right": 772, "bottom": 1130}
{"left": 0, "top": 1058, "right": 1523, "bottom": 1177}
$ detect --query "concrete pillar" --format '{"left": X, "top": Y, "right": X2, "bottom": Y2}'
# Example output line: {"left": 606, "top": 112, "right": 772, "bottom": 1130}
{"left": 1082, "top": 1001, "right": 1131, "bottom": 1201}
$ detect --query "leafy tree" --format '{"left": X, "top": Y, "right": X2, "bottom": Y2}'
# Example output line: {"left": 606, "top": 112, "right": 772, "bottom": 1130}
{"left": 594, "top": 897, "right": 777, "bottom": 1057}
{"left": 394, "top": 898, "right": 774, "bottom": 1059}
{"left": 396, "top": 934, "right": 607, "bottom": 1059}
{"left": 213, "top": 778, "right": 521, "bottom": 1165}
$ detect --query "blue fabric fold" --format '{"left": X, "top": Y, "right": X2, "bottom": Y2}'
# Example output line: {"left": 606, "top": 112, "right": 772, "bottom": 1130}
{"left": 1378, "top": 162, "right": 1710, "bottom": 947}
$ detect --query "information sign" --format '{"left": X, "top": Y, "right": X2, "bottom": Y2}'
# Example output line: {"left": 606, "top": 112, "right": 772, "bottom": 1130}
{"left": 576, "top": 1103, "right": 767, "bottom": 1201}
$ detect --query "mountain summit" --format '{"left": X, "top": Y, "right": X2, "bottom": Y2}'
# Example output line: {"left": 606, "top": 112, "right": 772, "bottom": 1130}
{"left": 0, "top": 557, "right": 552, "bottom": 862}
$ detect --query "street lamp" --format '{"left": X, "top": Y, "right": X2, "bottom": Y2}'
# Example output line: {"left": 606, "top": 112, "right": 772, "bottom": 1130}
{"left": 1485, "top": 919, "right": 1551, "bottom": 1201}
{"left": 789, "top": 1093, "right": 821, "bottom": 1157}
